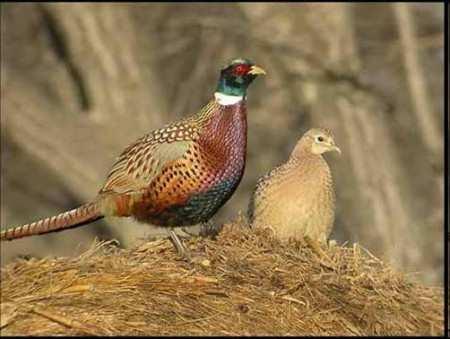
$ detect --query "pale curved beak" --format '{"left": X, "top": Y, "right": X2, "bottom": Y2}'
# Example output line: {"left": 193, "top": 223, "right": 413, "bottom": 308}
{"left": 248, "top": 65, "right": 266, "bottom": 75}
{"left": 332, "top": 145, "right": 342, "bottom": 155}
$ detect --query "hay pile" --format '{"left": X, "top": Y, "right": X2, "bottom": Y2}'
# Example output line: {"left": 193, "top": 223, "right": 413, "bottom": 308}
{"left": 0, "top": 222, "right": 444, "bottom": 336}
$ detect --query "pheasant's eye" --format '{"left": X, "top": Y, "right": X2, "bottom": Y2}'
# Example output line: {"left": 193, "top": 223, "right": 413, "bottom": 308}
{"left": 317, "top": 136, "right": 324, "bottom": 142}
{"left": 234, "top": 65, "right": 248, "bottom": 75}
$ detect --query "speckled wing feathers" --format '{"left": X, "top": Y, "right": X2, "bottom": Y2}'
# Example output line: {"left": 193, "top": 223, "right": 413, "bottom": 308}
{"left": 100, "top": 122, "right": 199, "bottom": 195}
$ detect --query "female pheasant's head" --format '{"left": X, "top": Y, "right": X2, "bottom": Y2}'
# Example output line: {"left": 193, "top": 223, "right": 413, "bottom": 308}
{"left": 292, "top": 128, "right": 341, "bottom": 158}
{"left": 215, "top": 58, "right": 266, "bottom": 101}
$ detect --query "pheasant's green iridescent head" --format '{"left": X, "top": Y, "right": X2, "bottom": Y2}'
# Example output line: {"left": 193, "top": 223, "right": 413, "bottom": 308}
{"left": 216, "top": 58, "right": 266, "bottom": 97}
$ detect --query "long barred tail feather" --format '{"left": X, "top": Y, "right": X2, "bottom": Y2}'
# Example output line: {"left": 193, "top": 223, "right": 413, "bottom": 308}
{"left": 1, "top": 202, "right": 103, "bottom": 241}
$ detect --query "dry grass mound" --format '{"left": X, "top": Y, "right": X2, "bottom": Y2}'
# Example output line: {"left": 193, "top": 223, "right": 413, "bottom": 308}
{"left": 0, "top": 222, "right": 444, "bottom": 336}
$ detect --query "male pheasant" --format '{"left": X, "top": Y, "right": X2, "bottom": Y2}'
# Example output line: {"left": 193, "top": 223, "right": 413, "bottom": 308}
{"left": 248, "top": 128, "right": 340, "bottom": 243}
{"left": 1, "top": 58, "right": 266, "bottom": 257}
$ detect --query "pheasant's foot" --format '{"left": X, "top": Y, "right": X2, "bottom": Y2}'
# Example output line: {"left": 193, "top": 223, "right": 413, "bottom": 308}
{"left": 304, "top": 236, "right": 324, "bottom": 256}
{"left": 304, "top": 236, "right": 335, "bottom": 269}
{"left": 167, "top": 230, "right": 209, "bottom": 264}
{"left": 168, "top": 230, "right": 190, "bottom": 259}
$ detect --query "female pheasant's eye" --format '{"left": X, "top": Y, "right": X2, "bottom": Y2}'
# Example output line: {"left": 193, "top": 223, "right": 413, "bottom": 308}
{"left": 317, "top": 136, "right": 324, "bottom": 142}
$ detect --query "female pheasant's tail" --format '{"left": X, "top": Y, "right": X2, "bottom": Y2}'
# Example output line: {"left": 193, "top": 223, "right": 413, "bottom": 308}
{"left": 0, "top": 202, "right": 103, "bottom": 241}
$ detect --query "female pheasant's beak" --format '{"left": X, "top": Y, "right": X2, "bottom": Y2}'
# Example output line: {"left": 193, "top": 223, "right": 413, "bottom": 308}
{"left": 332, "top": 146, "right": 342, "bottom": 155}
{"left": 329, "top": 143, "right": 342, "bottom": 155}
{"left": 248, "top": 65, "right": 266, "bottom": 75}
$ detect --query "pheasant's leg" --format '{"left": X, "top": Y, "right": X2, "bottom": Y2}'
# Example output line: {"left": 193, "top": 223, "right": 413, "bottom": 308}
{"left": 167, "top": 228, "right": 211, "bottom": 264}
{"left": 304, "top": 235, "right": 333, "bottom": 261}
{"left": 304, "top": 235, "right": 335, "bottom": 269}
{"left": 167, "top": 229, "right": 190, "bottom": 259}
{"left": 304, "top": 235, "right": 324, "bottom": 258}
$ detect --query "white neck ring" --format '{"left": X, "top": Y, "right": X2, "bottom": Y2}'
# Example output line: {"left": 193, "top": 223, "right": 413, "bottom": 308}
{"left": 214, "top": 92, "right": 244, "bottom": 106}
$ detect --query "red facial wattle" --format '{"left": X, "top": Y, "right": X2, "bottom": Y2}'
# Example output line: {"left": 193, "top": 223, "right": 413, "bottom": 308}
{"left": 233, "top": 64, "right": 250, "bottom": 76}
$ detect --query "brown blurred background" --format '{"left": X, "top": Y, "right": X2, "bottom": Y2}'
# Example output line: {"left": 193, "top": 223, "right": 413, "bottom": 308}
{"left": 0, "top": 3, "right": 444, "bottom": 285}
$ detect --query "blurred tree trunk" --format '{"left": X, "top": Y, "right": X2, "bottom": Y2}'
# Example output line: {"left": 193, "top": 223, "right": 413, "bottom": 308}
{"left": 393, "top": 3, "right": 441, "bottom": 156}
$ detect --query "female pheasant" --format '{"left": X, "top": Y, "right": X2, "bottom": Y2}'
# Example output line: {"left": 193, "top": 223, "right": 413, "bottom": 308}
{"left": 1, "top": 58, "right": 266, "bottom": 257}
{"left": 248, "top": 128, "right": 340, "bottom": 243}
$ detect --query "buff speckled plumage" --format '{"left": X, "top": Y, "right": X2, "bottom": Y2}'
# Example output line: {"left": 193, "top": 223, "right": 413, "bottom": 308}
{"left": 1, "top": 59, "right": 265, "bottom": 250}
{"left": 248, "top": 128, "right": 340, "bottom": 243}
